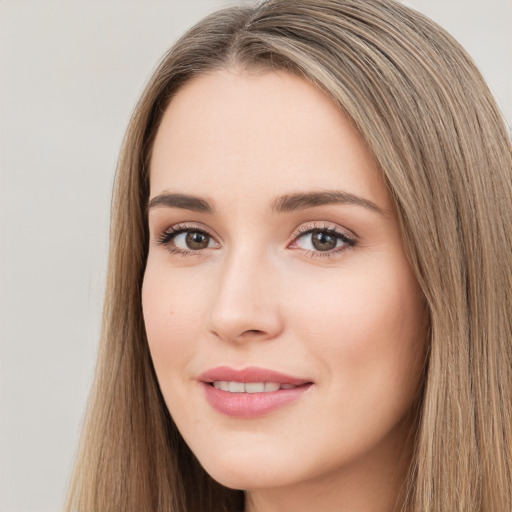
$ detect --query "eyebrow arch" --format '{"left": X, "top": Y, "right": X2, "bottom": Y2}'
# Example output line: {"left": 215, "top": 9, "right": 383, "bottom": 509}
{"left": 271, "top": 191, "right": 387, "bottom": 216}
{"left": 147, "top": 193, "right": 213, "bottom": 213}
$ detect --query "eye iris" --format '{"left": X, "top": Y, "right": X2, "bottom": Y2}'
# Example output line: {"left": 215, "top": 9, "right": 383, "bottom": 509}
{"left": 311, "top": 230, "right": 337, "bottom": 251}
{"left": 185, "top": 231, "right": 210, "bottom": 250}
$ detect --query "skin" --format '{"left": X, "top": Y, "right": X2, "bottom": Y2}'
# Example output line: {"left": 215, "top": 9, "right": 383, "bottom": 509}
{"left": 142, "top": 68, "right": 428, "bottom": 512}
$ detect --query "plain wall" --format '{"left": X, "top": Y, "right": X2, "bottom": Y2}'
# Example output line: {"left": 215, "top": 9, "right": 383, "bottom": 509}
{"left": 0, "top": 1, "right": 510, "bottom": 511}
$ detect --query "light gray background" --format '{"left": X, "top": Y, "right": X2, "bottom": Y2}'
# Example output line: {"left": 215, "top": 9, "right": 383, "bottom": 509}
{"left": 0, "top": 1, "right": 510, "bottom": 511}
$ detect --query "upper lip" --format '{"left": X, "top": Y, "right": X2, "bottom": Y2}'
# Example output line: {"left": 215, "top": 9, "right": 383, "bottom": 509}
{"left": 199, "top": 366, "right": 312, "bottom": 386}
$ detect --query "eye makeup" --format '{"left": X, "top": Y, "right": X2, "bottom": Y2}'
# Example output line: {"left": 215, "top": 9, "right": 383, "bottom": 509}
{"left": 288, "top": 222, "right": 357, "bottom": 259}
{"left": 156, "top": 223, "right": 219, "bottom": 257}
{"left": 155, "top": 220, "right": 357, "bottom": 260}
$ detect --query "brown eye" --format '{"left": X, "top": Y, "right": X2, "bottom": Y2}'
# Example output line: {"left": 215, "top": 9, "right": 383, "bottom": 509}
{"left": 157, "top": 228, "right": 218, "bottom": 253}
{"left": 311, "top": 230, "right": 337, "bottom": 251}
{"left": 185, "top": 231, "right": 211, "bottom": 250}
{"left": 292, "top": 226, "right": 355, "bottom": 256}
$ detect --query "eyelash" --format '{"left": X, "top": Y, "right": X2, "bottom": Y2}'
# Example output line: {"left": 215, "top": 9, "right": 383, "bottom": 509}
{"left": 291, "top": 224, "right": 357, "bottom": 258}
{"left": 156, "top": 222, "right": 357, "bottom": 259}
{"left": 156, "top": 224, "right": 215, "bottom": 257}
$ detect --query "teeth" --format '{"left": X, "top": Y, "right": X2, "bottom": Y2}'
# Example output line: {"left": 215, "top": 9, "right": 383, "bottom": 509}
{"left": 213, "top": 381, "right": 229, "bottom": 391}
{"left": 229, "top": 381, "right": 245, "bottom": 393}
{"left": 212, "top": 381, "right": 297, "bottom": 393}
{"left": 245, "top": 382, "right": 265, "bottom": 393}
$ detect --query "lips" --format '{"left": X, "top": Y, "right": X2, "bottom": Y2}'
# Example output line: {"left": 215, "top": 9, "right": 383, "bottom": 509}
{"left": 199, "top": 366, "right": 313, "bottom": 417}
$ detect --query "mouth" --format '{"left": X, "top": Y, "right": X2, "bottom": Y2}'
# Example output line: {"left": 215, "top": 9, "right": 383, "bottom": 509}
{"left": 199, "top": 366, "right": 313, "bottom": 417}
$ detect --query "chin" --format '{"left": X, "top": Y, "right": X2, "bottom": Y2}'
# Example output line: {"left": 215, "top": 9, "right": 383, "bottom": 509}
{"left": 207, "top": 467, "right": 289, "bottom": 491}
{"left": 197, "top": 445, "right": 297, "bottom": 491}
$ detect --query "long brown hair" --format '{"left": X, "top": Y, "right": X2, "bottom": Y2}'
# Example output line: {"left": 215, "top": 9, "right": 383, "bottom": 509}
{"left": 66, "top": 1, "right": 512, "bottom": 511}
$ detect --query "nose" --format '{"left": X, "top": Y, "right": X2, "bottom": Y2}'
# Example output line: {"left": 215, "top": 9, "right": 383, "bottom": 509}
{"left": 206, "top": 249, "right": 284, "bottom": 344}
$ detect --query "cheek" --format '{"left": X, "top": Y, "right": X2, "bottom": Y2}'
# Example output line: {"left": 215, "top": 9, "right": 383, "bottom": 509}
{"left": 287, "top": 259, "right": 427, "bottom": 400}
{"left": 141, "top": 262, "right": 207, "bottom": 378}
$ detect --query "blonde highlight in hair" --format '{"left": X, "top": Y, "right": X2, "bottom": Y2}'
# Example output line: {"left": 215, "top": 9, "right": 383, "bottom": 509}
{"left": 66, "top": 1, "right": 512, "bottom": 511}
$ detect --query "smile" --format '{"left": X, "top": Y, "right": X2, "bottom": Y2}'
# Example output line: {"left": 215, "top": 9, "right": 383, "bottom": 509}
{"left": 200, "top": 366, "right": 313, "bottom": 417}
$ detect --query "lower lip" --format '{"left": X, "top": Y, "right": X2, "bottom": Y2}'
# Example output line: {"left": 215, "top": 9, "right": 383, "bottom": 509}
{"left": 202, "top": 383, "right": 312, "bottom": 418}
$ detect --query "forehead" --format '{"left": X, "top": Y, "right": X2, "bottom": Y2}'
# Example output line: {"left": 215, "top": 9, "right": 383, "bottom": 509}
{"left": 149, "top": 68, "right": 390, "bottom": 210}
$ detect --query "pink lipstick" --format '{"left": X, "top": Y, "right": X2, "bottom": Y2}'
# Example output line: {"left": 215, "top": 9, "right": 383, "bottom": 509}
{"left": 199, "top": 366, "right": 313, "bottom": 418}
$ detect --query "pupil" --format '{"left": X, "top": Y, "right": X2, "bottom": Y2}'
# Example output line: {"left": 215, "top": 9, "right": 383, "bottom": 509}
{"left": 186, "top": 231, "right": 209, "bottom": 250}
{"left": 312, "top": 230, "right": 336, "bottom": 251}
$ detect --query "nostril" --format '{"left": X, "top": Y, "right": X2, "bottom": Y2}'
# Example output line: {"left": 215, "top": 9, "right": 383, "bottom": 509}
{"left": 242, "top": 329, "right": 264, "bottom": 336}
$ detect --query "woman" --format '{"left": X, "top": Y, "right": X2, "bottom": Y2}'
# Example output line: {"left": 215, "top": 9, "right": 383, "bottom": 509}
{"left": 66, "top": 1, "right": 512, "bottom": 511}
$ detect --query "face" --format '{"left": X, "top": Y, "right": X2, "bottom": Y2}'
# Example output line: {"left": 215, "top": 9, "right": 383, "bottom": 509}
{"left": 143, "top": 69, "right": 427, "bottom": 495}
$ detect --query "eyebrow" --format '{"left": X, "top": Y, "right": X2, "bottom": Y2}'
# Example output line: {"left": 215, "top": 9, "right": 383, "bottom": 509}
{"left": 271, "top": 191, "right": 387, "bottom": 215}
{"left": 147, "top": 190, "right": 387, "bottom": 216}
{"left": 147, "top": 193, "right": 213, "bottom": 213}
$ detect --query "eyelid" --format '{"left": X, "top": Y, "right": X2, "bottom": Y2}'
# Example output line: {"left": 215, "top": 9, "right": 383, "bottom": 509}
{"left": 291, "top": 221, "right": 356, "bottom": 240}
{"left": 156, "top": 222, "right": 217, "bottom": 239}
{"left": 156, "top": 222, "right": 221, "bottom": 252}
{"left": 288, "top": 222, "right": 357, "bottom": 255}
